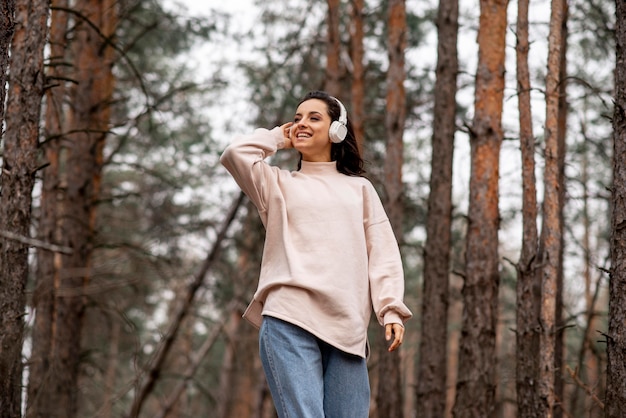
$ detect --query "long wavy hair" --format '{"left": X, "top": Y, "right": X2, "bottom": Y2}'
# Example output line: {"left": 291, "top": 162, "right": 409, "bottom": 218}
{"left": 297, "top": 91, "right": 364, "bottom": 176}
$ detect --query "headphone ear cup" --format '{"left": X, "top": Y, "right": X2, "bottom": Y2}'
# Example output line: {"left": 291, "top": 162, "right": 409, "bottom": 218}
{"left": 329, "top": 121, "right": 347, "bottom": 143}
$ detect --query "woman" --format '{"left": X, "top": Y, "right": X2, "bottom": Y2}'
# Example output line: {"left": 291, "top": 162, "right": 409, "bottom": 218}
{"left": 220, "top": 90, "right": 412, "bottom": 417}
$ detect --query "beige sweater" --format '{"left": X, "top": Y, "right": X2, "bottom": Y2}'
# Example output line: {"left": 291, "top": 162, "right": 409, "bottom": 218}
{"left": 220, "top": 127, "right": 412, "bottom": 357}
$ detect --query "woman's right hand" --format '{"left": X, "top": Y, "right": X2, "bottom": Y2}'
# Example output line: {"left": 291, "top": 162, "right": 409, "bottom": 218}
{"left": 281, "top": 122, "right": 294, "bottom": 149}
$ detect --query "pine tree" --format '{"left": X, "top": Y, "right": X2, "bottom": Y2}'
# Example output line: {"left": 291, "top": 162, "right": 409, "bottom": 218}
{"left": 377, "top": 0, "right": 407, "bottom": 415}
{"left": 605, "top": 0, "right": 626, "bottom": 414}
{"left": 453, "top": 0, "right": 508, "bottom": 416}
{"left": 415, "top": 0, "right": 458, "bottom": 415}
{"left": 0, "top": 0, "right": 49, "bottom": 416}
{"left": 514, "top": 0, "right": 540, "bottom": 414}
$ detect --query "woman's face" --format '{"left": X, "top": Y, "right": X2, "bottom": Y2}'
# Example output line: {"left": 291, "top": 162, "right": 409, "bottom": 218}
{"left": 291, "top": 99, "right": 333, "bottom": 162}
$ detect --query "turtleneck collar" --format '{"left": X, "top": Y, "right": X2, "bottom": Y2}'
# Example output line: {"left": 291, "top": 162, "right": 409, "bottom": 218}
{"left": 299, "top": 160, "right": 339, "bottom": 175}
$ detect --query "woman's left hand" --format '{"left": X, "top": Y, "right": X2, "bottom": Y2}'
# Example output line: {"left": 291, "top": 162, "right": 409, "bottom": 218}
{"left": 385, "top": 323, "right": 404, "bottom": 352}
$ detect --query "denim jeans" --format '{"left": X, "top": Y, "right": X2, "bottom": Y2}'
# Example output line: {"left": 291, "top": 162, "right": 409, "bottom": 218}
{"left": 259, "top": 316, "right": 370, "bottom": 418}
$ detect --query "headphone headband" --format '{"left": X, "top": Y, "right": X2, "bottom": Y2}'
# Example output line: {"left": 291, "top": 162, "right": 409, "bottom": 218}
{"left": 332, "top": 96, "right": 347, "bottom": 125}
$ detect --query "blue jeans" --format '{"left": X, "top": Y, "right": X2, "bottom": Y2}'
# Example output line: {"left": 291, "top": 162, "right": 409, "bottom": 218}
{"left": 259, "top": 316, "right": 370, "bottom": 418}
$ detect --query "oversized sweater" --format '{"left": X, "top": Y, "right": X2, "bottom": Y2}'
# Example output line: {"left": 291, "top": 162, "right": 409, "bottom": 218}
{"left": 220, "top": 127, "right": 412, "bottom": 358}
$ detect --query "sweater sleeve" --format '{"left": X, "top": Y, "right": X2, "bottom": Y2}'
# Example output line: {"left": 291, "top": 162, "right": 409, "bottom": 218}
{"left": 364, "top": 184, "right": 413, "bottom": 326}
{"left": 219, "top": 127, "right": 285, "bottom": 220}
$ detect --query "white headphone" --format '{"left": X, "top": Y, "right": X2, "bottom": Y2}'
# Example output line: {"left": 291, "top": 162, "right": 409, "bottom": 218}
{"left": 328, "top": 96, "right": 348, "bottom": 143}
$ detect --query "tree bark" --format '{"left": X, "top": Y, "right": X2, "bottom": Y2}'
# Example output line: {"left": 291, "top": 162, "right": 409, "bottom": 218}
{"left": 325, "top": 0, "right": 341, "bottom": 95}
{"left": 26, "top": 1, "right": 69, "bottom": 415}
{"left": 605, "top": 0, "right": 626, "bottom": 414}
{"left": 41, "top": 1, "right": 117, "bottom": 416}
{"left": 553, "top": 3, "right": 568, "bottom": 416}
{"left": 415, "top": 0, "right": 458, "bottom": 415}
{"left": 537, "top": 0, "right": 565, "bottom": 415}
{"left": 349, "top": 0, "right": 365, "bottom": 154}
{"left": 0, "top": 0, "right": 14, "bottom": 124}
{"left": 377, "top": 1, "right": 406, "bottom": 417}
{"left": 452, "top": 0, "right": 508, "bottom": 416}
{"left": 0, "top": 0, "right": 49, "bottom": 416}
{"left": 514, "top": 0, "right": 540, "bottom": 415}
{"left": 383, "top": 0, "right": 406, "bottom": 238}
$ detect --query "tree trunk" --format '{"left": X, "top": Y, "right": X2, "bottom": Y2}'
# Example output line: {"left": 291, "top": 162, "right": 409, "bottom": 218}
{"left": 415, "top": 0, "right": 458, "bottom": 415}
{"left": 162, "top": 282, "right": 194, "bottom": 418}
{"left": 218, "top": 204, "right": 265, "bottom": 418}
{"left": 349, "top": 0, "right": 365, "bottom": 154}
{"left": 129, "top": 192, "right": 245, "bottom": 417}
{"left": 0, "top": 0, "right": 14, "bottom": 124}
{"left": 377, "top": 1, "right": 406, "bottom": 417}
{"left": 605, "top": 0, "right": 626, "bottom": 414}
{"left": 570, "top": 155, "right": 603, "bottom": 414}
{"left": 100, "top": 316, "right": 121, "bottom": 418}
{"left": 514, "top": 0, "right": 540, "bottom": 415}
{"left": 26, "top": 1, "right": 69, "bottom": 415}
{"left": 537, "top": 0, "right": 565, "bottom": 415}
{"left": 553, "top": 3, "right": 568, "bottom": 416}
{"left": 325, "top": 0, "right": 341, "bottom": 95}
{"left": 44, "top": 1, "right": 117, "bottom": 416}
{"left": 0, "top": 0, "right": 49, "bottom": 416}
{"left": 568, "top": 124, "right": 603, "bottom": 418}
{"left": 452, "top": 0, "right": 508, "bottom": 416}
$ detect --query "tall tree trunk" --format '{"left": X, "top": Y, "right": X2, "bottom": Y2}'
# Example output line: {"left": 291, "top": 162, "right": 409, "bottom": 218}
{"left": 569, "top": 124, "right": 603, "bottom": 418}
{"left": 514, "top": 0, "right": 540, "bottom": 415}
{"left": 26, "top": 1, "right": 69, "bottom": 415}
{"left": 45, "top": 1, "right": 117, "bottom": 416}
{"left": 0, "top": 0, "right": 13, "bottom": 124}
{"left": 101, "top": 316, "right": 121, "bottom": 418}
{"left": 537, "top": 0, "right": 565, "bottom": 415}
{"left": 553, "top": 3, "right": 568, "bottom": 415}
{"left": 325, "top": 0, "right": 341, "bottom": 95}
{"left": 452, "top": 0, "right": 508, "bottom": 416}
{"left": 218, "top": 204, "right": 265, "bottom": 418}
{"left": 415, "top": 0, "right": 458, "bottom": 415}
{"left": 0, "top": 0, "right": 16, "bottom": 412}
{"left": 605, "top": 0, "right": 626, "bottom": 414}
{"left": 570, "top": 138, "right": 602, "bottom": 414}
{"left": 129, "top": 193, "right": 245, "bottom": 417}
{"left": 162, "top": 282, "right": 194, "bottom": 418}
{"left": 0, "top": 0, "right": 49, "bottom": 416}
{"left": 377, "top": 1, "right": 406, "bottom": 417}
{"left": 349, "top": 0, "right": 365, "bottom": 153}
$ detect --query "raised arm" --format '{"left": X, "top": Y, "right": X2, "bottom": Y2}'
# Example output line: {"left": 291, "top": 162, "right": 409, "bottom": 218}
{"left": 220, "top": 123, "right": 292, "bottom": 214}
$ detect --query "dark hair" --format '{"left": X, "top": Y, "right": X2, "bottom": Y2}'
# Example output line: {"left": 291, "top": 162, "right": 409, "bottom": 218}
{"left": 297, "top": 90, "right": 364, "bottom": 176}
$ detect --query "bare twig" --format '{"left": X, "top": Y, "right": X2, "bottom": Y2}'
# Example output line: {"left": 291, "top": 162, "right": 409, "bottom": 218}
{"left": 0, "top": 229, "right": 73, "bottom": 254}
{"left": 565, "top": 365, "right": 605, "bottom": 410}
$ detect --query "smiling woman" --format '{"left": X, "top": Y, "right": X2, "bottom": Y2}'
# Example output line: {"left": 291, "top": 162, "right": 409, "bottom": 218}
{"left": 287, "top": 98, "right": 334, "bottom": 162}
{"left": 220, "top": 90, "right": 412, "bottom": 417}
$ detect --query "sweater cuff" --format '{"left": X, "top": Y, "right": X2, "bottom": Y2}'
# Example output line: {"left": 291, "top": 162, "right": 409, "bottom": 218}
{"left": 382, "top": 311, "right": 405, "bottom": 326}
{"left": 269, "top": 126, "right": 285, "bottom": 149}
